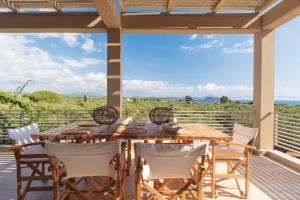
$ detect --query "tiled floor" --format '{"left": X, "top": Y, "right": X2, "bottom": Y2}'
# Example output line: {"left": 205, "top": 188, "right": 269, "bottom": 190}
{"left": 0, "top": 152, "right": 299, "bottom": 200}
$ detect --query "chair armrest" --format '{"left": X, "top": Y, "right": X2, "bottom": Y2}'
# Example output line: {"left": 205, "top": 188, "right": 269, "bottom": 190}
{"left": 9, "top": 141, "right": 45, "bottom": 152}
{"left": 217, "top": 141, "right": 256, "bottom": 151}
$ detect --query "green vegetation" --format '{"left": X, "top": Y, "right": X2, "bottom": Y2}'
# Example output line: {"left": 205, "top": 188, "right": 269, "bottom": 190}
{"left": 185, "top": 96, "right": 193, "bottom": 104}
{"left": 29, "top": 90, "right": 62, "bottom": 103}
{"left": 0, "top": 90, "right": 300, "bottom": 113}
{"left": 220, "top": 96, "right": 230, "bottom": 104}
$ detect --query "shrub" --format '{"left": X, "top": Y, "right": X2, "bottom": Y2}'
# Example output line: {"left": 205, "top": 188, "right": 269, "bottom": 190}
{"left": 29, "top": 90, "right": 62, "bottom": 103}
{"left": 185, "top": 96, "right": 193, "bottom": 104}
{"left": 220, "top": 96, "right": 229, "bottom": 104}
{"left": 0, "top": 90, "right": 13, "bottom": 97}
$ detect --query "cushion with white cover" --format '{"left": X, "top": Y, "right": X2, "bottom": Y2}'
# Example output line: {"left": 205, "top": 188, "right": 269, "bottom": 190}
{"left": 8, "top": 123, "right": 39, "bottom": 145}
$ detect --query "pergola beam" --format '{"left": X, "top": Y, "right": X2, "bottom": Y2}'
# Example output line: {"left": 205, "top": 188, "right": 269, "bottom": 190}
{"left": 212, "top": 0, "right": 226, "bottom": 13}
{"left": 0, "top": 12, "right": 106, "bottom": 32}
{"left": 94, "top": 0, "right": 121, "bottom": 29}
{"left": 167, "top": 0, "right": 173, "bottom": 12}
{"left": 122, "top": 13, "right": 261, "bottom": 34}
{"left": 45, "top": 0, "right": 62, "bottom": 12}
{"left": 118, "top": 0, "right": 126, "bottom": 12}
{"left": 262, "top": 0, "right": 300, "bottom": 30}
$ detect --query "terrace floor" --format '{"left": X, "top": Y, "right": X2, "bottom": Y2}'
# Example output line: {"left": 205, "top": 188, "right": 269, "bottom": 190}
{"left": 0, "top": 151, "right": 299, "bottom": 200}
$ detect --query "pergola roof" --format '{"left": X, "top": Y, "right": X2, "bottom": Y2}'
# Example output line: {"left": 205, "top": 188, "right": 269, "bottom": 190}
{"left": 0, "top": 0, "right": 276, "bottom": 13}
{"left": 121, "top": 0, "right": 274, "bottom": 13}
{"left": 0, "top": 0, "right": 95, "bottom": 11}
{"left": 0, "top": 0, "right": 299, "bottom": 34}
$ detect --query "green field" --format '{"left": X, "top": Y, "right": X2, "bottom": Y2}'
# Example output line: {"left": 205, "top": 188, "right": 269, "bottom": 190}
{"left": 1, "top": 93, "right": 300, "bottom": 114}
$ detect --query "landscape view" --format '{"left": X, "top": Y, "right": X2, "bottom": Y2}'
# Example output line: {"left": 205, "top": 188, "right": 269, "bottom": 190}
{"left": 0, "top": 1, "right": 299, "bottom": 200}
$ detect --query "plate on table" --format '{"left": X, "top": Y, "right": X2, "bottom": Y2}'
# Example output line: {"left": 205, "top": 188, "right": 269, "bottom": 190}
{"left": 61, "top": 129, "right": 91, "bottom": 135}
{"left": 78, "top": 124, "right": 98, "bottom": 128}
{"left": 115, "top": 125, "right": 147, "bottom": 135}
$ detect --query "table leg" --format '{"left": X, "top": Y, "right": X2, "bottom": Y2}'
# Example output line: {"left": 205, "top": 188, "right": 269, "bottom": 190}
{"left": 211, "top": 143, "right": 216, "bottom": 198}
{"left": 127, "top": 138, "right": 132, "bottom": 176}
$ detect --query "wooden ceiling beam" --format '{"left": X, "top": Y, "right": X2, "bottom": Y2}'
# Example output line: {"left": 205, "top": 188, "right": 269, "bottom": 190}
{"left": 118, "top": 0, "right": 126, "bottom": 12}
{"left": 256, "top": 0, "right": 277, "bottom": 13}
{"left": 122, "top": 13, "right": 261, "bottom": 34}
{"left": 3, "top": 0, "right": 18, "bottom": 12}
{"left": 45, "top": 0, "right": 62, "bottom": 12}
{"left": 94, "top": 0, "right": 121, "bottom": 29}
{"left": 167, "top": 0, "right": 173, "bottom": 12}
{"left": 0, "top": 12, "right": 107, "bottom": 32}
{"left": 262, "top": 0, "right": 300, "bottom": 30}
{"left": 212, "top": 0, "right": 226, "bottom": 13}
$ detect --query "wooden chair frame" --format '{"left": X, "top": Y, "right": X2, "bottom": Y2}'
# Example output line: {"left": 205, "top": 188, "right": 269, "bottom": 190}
{"left": 134, "top": 143, "right": 207, "bottom": 200}
{"left": 206, "top": 140, "right": 257, "bottom": 199}
{"left": 48, "top": 142, "right": 127, "bottom": 200}
{"left": 10, "top": 141, "right": 53, "bottom": 200}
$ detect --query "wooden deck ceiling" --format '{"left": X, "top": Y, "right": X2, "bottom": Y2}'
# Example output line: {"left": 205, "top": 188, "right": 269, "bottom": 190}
{"left": 0, "top": 0, "right": 277, "bottom": 13}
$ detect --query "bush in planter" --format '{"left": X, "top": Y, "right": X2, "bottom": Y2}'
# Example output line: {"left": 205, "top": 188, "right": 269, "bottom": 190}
{"left": 29, "top": 90, "right": 62, "bottom": 103}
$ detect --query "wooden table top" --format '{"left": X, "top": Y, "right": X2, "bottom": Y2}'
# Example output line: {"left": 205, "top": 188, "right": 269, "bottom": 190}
{"left": 31, "top": 123, "right": 231, "bottom": 142}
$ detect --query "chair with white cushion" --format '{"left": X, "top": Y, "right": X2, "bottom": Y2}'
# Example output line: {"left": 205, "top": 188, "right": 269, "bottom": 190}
{"left": 207, "top": 123, "right": 258, "bottom": 198}
{"left": 8, "top": 123, "right": 52, "bottom": 200}
{"left": 45, "top": 140, "right": 126, "bottom": 200}
{"left": 135, "top": 141, "right": 209, "bottom": 200}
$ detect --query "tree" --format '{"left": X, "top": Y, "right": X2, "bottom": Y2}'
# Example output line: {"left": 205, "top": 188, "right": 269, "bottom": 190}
{"left": 220, "top": 96, "right": 229, "bottom": 104}
{"left": 15, "top": 80, "right": 32, "bottom": 97}
{"left": 29, "top": 90, "right": 62, "bottom": 103}
{"left": 185, "top": 96, "right": 193, "bottom": 104}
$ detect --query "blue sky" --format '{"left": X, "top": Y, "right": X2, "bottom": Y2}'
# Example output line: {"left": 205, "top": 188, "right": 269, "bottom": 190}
{"left": 0, "top": 16, "right": 299, "bottom": 99}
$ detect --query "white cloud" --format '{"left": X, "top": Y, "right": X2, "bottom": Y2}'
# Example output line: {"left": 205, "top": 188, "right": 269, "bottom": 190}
{"left": 181, "top": 46, "right": 195, "bottom": 52}
{"left": 223, "top": 38, "right": 254, "bottom": 54}
{"left": 33, "top": 33, "right": 83, "bottom": 47}
{"left": 189, "top": 34, "right": 198, "bottom": 40}
{"left": 182, "top": 35, "right": 224, "bottom": 52}
{"left": 62, "top": 58, "right": 106, "bottom": 68}
{"left": 123, "top": 80, "right": 253, "bottom": 97}
{"left": 81, "top": 38, "right": 96, "bottom": 53}
{"left": 0, "top": 33, "right": 106, "bottom": 94}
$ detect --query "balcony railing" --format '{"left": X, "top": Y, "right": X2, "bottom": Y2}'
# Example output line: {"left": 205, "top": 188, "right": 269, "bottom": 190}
{"left": 0, "top": 110, "right": 299, "bottom": 154}
{"left": 274, "top": 113, "right": 300, "bottom": 153}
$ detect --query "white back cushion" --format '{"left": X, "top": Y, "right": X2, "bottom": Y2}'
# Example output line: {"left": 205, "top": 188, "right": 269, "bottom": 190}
{"left": 137, "top": 142, "right": 209, "bottom": 179}
{"left": 8, "top": 123, "right": 39, "bottom": 145}
{"left": 45, "top": 140, "right": 122, "bottom": 180}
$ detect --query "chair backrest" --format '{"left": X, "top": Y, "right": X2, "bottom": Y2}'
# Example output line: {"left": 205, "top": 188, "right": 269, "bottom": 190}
{"left": 45, "top": 140, "right": 122, "bottom": 180}
{"left": 136, "top": 142, "right": 209, "bottom": 179}
{"left": 232, "top": 123, "right": 258, "bottom": 152}
{"left": 8, "top": 123, "right": 39, "bottom": 145}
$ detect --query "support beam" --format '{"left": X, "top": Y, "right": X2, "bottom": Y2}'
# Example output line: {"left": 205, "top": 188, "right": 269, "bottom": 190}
{"left": 212, "top": 0, "right": 226, "bottom": 13}
{"left": 0, "top": 13, "right": 106, "bottom": 32}
{"left": 253, "top": 30, "right": 275, "bottom": 150}
{"left": 107, "top": 29, "right": 122, "bottom": 116}
{"left": 94, "top": 0, "right": 121, "bottom": 28}
{"left": 262, "top": 0, "right": 300, "bottom": 30}
{"left": 167, "top": 0, "right": 173, "bottom": 12}
{"left": 122, "top": 13, "right": 261, "bottom": 34}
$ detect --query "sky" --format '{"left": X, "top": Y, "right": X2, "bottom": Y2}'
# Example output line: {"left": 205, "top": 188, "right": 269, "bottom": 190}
{"left": 0, "top": 16, "right": 299, "bottom": 100}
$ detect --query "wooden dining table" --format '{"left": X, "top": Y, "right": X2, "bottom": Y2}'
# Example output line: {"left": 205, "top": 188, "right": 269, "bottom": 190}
{"left": 32, "top": 122, "right": 231, "bottom": 197}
